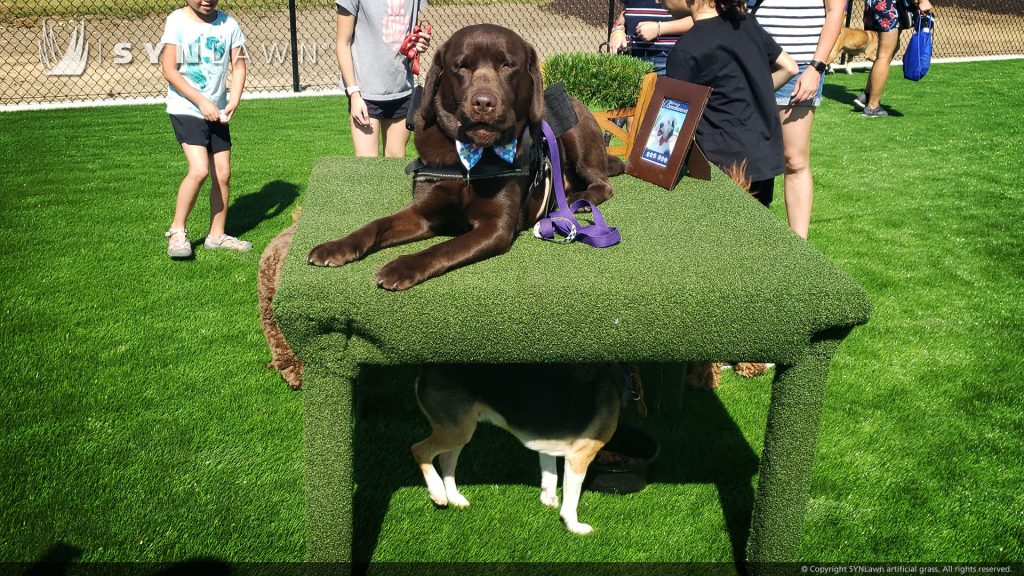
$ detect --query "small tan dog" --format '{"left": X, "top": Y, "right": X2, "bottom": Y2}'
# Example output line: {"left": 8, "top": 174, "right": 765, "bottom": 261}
{"left": 826, "top": 27, "right": 879, "bottom": 74}
{"left": 258, "top": 210, "right": 303, "bottom": 390}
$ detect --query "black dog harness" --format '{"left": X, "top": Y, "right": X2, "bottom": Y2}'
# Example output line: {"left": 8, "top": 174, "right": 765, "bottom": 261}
{"left": 404, "top": 84, "right": 580, "bottom": 210}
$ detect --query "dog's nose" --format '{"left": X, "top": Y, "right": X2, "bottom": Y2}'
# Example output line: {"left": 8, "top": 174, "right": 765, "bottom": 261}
{"left": 471, "top": 92, "right": 495, "bottom": 114}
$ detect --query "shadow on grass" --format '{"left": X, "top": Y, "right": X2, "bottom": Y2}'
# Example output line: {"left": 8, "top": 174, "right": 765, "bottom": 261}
{"left": 17, "top": 543, "right": 233, "bottom": 576}
{"left": 225, "top": 180, "right": 300, "bottom": 240}
{"left": 822, "top": 81, "right": 905, "bottom": 117}
{"left": 823, "top": 82, "right": 861, "bottom": 108}
{"left": 351, "top": 364, "right": 758, "bottom": 570}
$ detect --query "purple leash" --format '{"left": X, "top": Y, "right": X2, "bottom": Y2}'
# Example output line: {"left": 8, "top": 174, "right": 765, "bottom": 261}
{"left": 532, "top": 121, "right": 620, "bottom": 248}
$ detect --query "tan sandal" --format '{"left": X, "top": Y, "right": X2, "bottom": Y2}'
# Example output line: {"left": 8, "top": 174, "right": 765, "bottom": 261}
{"left": 166, "top": 228, "right": 192, "bottom": 259}
{"left": 204, "top": 234, "right": 252, "bottom": 252}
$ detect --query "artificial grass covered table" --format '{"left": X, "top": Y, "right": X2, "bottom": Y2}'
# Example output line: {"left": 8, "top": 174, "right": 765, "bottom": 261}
{"left": 275, "top": 157, "right": 872, "bottom": 566}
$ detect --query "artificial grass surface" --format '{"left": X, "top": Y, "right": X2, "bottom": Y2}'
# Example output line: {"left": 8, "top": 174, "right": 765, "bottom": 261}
{"left": 282, "top": 158, "right": 870, "bottom": 565}
{"left": 1, "top": 60, "right": 1022, "bottom": 569}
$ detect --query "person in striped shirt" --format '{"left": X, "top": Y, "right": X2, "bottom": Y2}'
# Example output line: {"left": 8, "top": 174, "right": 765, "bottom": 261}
{"left": 749, "top": 0, "right": 845, "bottom": 239}
{"left": 609, "top": 0, "right": 694, "bottom": 75}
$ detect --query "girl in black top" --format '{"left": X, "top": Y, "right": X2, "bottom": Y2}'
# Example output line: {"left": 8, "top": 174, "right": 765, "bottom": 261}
{"left": 663, "top": 0, "right": 798, "bottom": 206}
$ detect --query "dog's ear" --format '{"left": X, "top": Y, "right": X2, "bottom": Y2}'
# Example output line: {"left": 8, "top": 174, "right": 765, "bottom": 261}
{"left": 415, "top": 46, "right": 446, "bottom": 131}
{"left": 526, "top": 43, "right": 545, "bottom": 125}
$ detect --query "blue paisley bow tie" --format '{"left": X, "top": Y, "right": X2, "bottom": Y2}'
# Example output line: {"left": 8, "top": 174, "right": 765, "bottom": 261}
{"left": 456, "top": 138, "right": 518, "bottom": 171}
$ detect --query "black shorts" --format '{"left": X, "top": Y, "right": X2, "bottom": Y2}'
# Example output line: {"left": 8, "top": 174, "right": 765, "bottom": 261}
{"left": 749, "top": 178, "right": 775, "bottom": 207}
{"left": 352, "top": 94, "right": 412, "bottom": 121}
{"left": 169, "top": 114, "right": 232, "bottom": 153}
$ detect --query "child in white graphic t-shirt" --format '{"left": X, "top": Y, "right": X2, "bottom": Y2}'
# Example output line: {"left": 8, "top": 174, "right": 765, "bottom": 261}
{"left": 160, "top": 0, "right": 249, "bottom": 259}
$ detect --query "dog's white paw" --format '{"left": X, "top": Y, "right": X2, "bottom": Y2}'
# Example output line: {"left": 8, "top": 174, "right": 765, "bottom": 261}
{"left": 564, "top": 520, "right": 594, "bottom": 535}
{"left": 447, "top": 491, "right": 470, "bottom": 508}
{"left": 540, "top": 490, "right": 559, "bottom": 509}
{"left": 427, "top": 485, "right": 449, "bottom": 507}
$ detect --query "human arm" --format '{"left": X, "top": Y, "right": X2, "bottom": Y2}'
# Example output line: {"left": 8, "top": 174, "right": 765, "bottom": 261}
{"left": 771, "top": 50, "right": 800, "bottom": 91}
{"left": 789, "top": 0, "right": 845, "bottom": 103}
{"left": 335, "top": 6, "right": 368, "bottom": 127}
{"left": 634, "top": 17, "right": 694, "bottom": 41}
{"left": 917, "top": 0, "right": 933, "bottom": 14}
{"left": 160, "top": 44, "right": 220, "bottom": 121}
{"left": 661, "top": 0, "right": 691, "bottom": 19}
{"left": 609, "top": 10, "right": 628, "bottom": 53}
{"left": 222, "top": 46, "right": 246, "bottom": 121}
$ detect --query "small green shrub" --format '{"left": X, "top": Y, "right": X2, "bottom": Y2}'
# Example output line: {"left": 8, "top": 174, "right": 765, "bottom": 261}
{"left": 543, "top": 52, "right": 654, "bottom": 110}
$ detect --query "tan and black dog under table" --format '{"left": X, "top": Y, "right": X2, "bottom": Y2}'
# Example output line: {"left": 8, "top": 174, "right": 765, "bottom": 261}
{"left": 274, "top": 157, "right": 872, "bottom": 571}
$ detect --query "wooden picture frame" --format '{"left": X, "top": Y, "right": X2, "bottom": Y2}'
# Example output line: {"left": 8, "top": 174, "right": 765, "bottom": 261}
{"left": 625, "top": 77, "right": 713, "bottom": 190}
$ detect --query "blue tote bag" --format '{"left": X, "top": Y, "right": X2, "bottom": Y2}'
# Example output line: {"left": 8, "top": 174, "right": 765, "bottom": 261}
{"left": 904, "top": 13, "right": 935, "bottom": 81}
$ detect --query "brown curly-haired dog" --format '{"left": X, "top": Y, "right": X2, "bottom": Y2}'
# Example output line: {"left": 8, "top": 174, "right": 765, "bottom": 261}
{"left": 258, "top": 211, "right": 303, "bottom": 390}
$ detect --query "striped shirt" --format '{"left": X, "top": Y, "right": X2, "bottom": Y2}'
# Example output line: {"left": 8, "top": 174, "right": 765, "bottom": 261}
{"left": 749, "top": 0, "right": 825, "bottom": 64}
{"left": 623, "top": 0, "right": 680, "bottom": 55}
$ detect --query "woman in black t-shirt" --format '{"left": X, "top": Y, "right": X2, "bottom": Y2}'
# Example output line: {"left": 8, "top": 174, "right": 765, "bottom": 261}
{"left": 663, "top": 0, "right": 798, "bottom": 206}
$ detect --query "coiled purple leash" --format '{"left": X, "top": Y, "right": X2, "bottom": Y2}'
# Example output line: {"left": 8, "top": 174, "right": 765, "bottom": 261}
{"left": 532, "top": 121, "right": 620, "bottom": 248}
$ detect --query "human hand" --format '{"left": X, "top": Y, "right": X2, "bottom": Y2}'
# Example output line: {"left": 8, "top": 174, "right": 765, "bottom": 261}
{"left": 220, "top": 102, "right": 237, "bottom": 124}
{"left": 609, "top": 33, "right": 628, "bottom": 54}
{"left": 199, "top": 99, "right": 220, "bottom": 122}
{"left": 790, "top": 67, "right": 820, "bottom": 104}
{"left": 350, "top": 93, "right": 370, "bottom": 128}
{"left": 918, "top": 0, "right": 933, "bottom": 14}
{"left": 636, "top": 21, "right": 660, "bottom": 41}
{"left": 414, "top": 29, "right": 430, "bottom": 53}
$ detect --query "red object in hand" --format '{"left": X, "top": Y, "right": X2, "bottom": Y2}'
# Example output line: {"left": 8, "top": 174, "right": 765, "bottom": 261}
{"left": 400, "top": 20, "right": 431, "bottom": 76}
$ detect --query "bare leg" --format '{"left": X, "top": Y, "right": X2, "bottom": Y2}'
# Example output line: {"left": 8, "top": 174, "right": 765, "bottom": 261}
{"left": 866, "top": 29, "right": 900, "bottom": 109}
{"left": 351, "top": 116, "right": 381, "bottom": 157}
{"left": 208, "top": 149, "right": 231, "bottom": 237}
{"left": 381, "top": 117, "right": 411, "bottom": 158}
{"left": 171, "top": 144, "right": 210, "bottom": 230}
{"left": 779, "top": 106, "right": 815, "bottom": 239}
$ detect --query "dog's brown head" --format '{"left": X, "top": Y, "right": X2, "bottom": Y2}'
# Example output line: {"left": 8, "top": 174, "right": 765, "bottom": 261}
{"left": 414, "top": 24, "right": 544, "bottom": 164}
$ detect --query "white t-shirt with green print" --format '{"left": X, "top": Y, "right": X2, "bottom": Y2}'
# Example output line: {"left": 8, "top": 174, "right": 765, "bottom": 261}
{"left": 160, "top": 9, "right": 246, "bottom": 118}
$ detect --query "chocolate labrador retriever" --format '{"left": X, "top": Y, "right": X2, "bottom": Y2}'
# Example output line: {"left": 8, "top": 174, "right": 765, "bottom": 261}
{"left": 307, "top": 24, "right": 624, "bottom": 290}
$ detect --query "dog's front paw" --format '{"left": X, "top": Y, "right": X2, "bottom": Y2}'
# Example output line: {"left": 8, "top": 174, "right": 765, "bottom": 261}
{"left": 564, "top": 520, "right": 594, "bottom": 535}
{"left": 540, "top": 489, "right": 559, "bottom": 509}
{"left": 375, "top": 256, "right": 427, "bottom": 291}
{"left": 447, "top": 491, "right": 470, "bottom": 508}
{"left": 307, "top": 238, "right": 360, "bottom": 268}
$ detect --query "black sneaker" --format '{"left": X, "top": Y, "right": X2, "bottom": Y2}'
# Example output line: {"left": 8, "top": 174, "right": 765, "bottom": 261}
{"left": 853, "top": 91, "right": 867, "bottom": 110}
{"left": 862, "top": 106, "right": 889, "bottom": 118}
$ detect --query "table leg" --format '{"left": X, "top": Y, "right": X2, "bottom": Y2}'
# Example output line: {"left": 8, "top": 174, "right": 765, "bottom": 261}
{"left": 747, "top": 327, "right": 851, "bottom": 568}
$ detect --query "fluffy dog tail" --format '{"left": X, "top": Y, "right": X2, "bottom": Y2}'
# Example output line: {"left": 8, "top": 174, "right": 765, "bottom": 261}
{"left": 605, "top": 154, "right": 626, "bottom": 177}
{"left": 725, "top": 160, "right": 751, "bottom": 191}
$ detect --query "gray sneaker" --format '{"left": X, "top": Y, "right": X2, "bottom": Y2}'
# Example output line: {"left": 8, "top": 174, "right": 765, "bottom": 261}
{"left": 204, "top": 234, "right": 252, "bottom": 252}
{"left": 853, "top": 91, "right": 867, "bottom": 109}
{"left": 166, "top": 228, "right": 192, "bottom": 259}
{"left": 862, "top": 106, "right": 889, "bottom": 118}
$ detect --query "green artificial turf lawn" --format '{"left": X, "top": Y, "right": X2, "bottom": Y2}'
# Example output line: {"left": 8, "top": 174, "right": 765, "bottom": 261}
{"left": 1, "top": 60, "right": 1022, "bottom": 569}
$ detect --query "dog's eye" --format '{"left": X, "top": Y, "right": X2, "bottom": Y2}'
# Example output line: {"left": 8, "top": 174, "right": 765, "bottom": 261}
{"left": 501, "top": 61, "right": 516, "bottom": 71}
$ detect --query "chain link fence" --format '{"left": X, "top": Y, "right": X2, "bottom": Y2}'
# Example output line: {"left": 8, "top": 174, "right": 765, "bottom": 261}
{"left": 2, "top": 0, "right": 1022, "bottom": 106}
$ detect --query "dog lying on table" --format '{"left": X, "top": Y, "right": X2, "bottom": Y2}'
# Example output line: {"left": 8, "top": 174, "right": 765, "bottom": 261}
{"left": 306, "top": 24, "right": 624, "bottom": 291}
